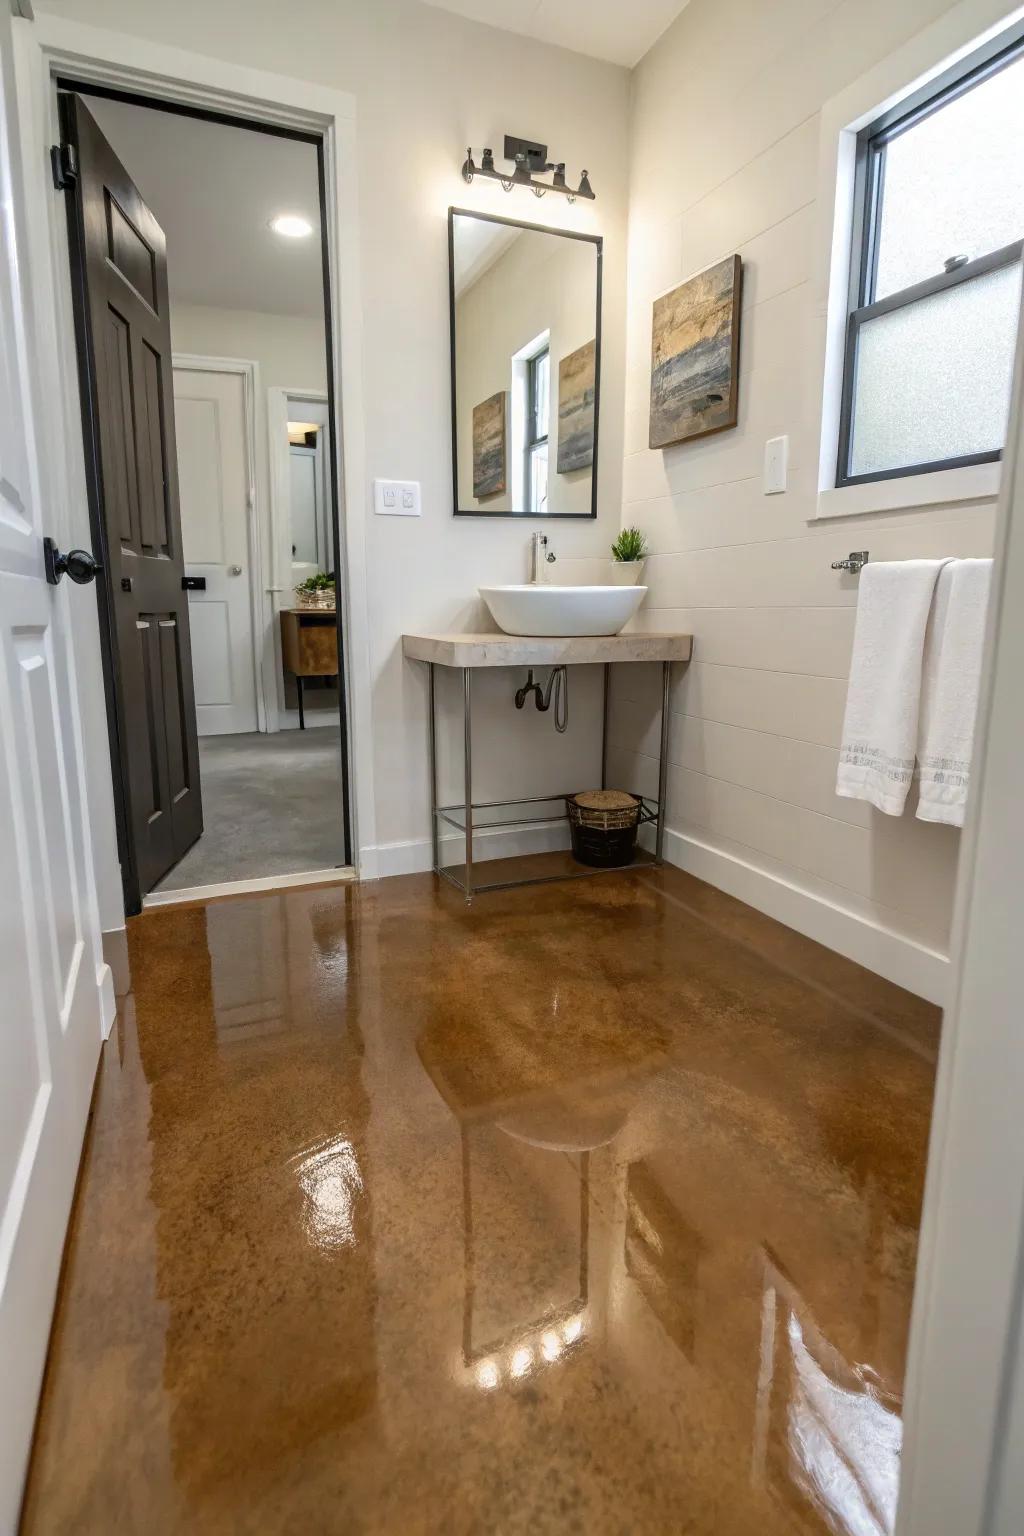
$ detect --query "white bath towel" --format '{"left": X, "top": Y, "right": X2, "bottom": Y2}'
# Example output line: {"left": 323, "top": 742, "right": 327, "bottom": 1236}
{"left": 916, "top": 558, "right": 992, "bottom": 827}
{"left": 836, "top": 558, "right": 953, "bottom": 815}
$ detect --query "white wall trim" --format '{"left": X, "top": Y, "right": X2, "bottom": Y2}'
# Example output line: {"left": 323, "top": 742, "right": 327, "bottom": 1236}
{"left": 373, "top": 818, "right": 571, "bottom": 879}
{"left": 172, "top": 351, "right": 274, "bottom": 733}
{"left": 658, "top": 825, "right": 948, "bottom": 1006}
{"left": 814, "top": 463, "right": 1001, "bottom": 521}
{"left": 812, "top": 0, "right": 1024, "bottom": 508}
{"left": 14, "top": 12, "right": 377, "bottom": 884}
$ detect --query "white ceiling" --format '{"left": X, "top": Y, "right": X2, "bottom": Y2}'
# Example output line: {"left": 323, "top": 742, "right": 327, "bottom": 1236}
{"left": 82, "top": 95, "right": 325, "bottom": 318}
{"left": 451, "top": 216, "right": 522, "bottom": 297}
{"left": 420, "top": 0, "right": 690, "bottom": 67}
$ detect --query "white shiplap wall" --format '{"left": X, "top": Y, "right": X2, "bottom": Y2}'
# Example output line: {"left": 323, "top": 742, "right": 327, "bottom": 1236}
{"left": 610, "top": 0, "right": 1009, "bottom": 1001}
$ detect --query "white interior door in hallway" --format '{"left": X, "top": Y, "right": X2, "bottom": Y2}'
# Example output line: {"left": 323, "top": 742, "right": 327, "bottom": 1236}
{"left": 0, "top": 8, "right": 109, "bottom": 1527}
{"left": 174, "top": 362, "right": 259, "bottom": 736}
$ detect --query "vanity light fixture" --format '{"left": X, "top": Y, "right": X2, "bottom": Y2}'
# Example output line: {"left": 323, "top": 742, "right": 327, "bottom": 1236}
{"left": 461, "top": 135, "right": 595, "bottom": 203}
{"left": 269, "top": 213, "right": 314, "bottom": 238}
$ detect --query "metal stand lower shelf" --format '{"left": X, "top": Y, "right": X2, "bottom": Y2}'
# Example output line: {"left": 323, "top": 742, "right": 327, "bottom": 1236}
{"left": 424, "top": 658, "right": 672, "bottom": 904}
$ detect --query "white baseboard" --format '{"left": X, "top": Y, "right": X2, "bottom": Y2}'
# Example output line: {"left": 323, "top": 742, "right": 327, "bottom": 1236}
{"left": 659, "top": 825, "right": 949, "bottom": 1006}
{"left": 373, "top": 819, "right": 570, "bottom": 879}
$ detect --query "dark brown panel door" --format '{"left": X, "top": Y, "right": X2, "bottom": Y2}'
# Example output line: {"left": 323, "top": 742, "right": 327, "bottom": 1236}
{"left": 60, "top": 94, "right": 202, "bottom": 906}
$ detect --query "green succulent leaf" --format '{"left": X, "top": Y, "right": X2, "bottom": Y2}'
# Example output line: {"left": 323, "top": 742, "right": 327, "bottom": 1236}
{"left": 295, "top": 571, "right": 336, "bottom": 593}
{"left": 611, "top": 527, "right": 648, "bottom": 563}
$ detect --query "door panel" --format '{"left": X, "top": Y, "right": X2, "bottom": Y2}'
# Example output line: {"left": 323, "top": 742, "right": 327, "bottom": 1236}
{"left": 0, "top": 15, "right": 107, "bottom": 1525}
{"left": 174, "top": 366, "right": 258, "bottom": 736}
{"left": 61, "top": 94, "right": 202, "bottom": 900}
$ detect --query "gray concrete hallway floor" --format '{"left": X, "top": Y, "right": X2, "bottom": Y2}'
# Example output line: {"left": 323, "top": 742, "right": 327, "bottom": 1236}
{"left": 155, "top": 727, "right": 346, "bottom": 892}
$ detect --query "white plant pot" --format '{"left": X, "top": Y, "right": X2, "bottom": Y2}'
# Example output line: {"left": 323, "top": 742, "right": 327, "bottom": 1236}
{"left": 609, "top": 560, "right": 646, "bottom": 587}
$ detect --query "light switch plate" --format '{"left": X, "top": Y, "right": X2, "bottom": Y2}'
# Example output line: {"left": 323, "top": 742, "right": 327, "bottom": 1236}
{"left": 374, "top": 478, "right": 421, "bottom": 516}
{"left": 763, "top": 435, "right": 788, "bottom": 495}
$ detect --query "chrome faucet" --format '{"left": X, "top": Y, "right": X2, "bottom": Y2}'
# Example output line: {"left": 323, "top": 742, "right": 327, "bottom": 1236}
{"left": 530, "top": 532, "right": 556, "bottom": 584}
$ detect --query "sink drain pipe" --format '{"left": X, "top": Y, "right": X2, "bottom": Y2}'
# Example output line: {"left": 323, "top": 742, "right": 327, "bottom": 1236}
{"left": 514, "top": 667, "right": 569, "bottom": 733}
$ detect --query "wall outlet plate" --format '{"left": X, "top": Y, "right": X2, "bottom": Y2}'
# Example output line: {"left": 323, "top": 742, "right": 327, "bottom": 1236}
{"left": 374, "top": 479, "right": 421, "bottom": 516}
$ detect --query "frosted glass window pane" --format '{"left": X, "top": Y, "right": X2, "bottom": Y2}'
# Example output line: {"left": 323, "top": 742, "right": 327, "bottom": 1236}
{"left": 849, "top": 262, "right": 1022, "bottom": 477}
{"left": 874, "top": 51, "right": 1024, "bottom": 299}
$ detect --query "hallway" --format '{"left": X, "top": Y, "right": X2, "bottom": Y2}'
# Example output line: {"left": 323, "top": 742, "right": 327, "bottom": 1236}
{"left": 21, "top": 867, "right": 939, "bottom": 1535}
{"left": 154, "top": 728, "right": 346, "bottom": 892}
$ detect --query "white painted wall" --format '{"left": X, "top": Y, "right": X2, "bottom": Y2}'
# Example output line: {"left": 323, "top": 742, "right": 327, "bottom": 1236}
{"left": 610, "top": 0, "right": 1015, "bottom": 1001}
{"left": 40, "top": 0, "right": 630, "bottom": 878}
{"left": 172, "top": 304, "right": 327, "bottom": 397}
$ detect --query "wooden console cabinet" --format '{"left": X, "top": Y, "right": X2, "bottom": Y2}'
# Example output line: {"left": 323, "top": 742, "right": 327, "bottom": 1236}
{"left": 279, "top": 608, "right": 339, "bottom": 728}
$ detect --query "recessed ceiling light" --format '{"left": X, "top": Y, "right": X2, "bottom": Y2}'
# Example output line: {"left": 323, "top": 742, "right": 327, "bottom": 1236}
{"left": 270, "top": 214, "right": 314, "bottom": 239}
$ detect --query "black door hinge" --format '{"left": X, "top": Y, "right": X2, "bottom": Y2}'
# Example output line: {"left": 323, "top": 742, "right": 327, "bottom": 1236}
{"left": 50, "top": 143, "right": 78, "bottom": 190}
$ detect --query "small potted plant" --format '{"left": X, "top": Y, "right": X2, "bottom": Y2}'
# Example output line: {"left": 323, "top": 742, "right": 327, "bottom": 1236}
{"left": 294, "top": 571, "right": 336, "bottom": 610}
{"left": 610, "top": 526, "right": 648, "bottom": 586}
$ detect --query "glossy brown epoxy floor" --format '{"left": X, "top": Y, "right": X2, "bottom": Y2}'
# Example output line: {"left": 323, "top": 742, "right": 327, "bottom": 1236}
{"left": 21, "top": 864, "right": 941, "bottom": 1535}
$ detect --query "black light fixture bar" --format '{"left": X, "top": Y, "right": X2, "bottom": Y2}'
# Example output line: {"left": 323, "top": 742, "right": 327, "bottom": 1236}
{"left": 461, "top": 134, "right": 595, "bottom": 202}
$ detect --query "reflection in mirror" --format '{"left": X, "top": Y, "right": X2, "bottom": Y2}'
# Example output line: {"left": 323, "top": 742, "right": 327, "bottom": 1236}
{"left": 449, "top": 208, "right": 601, "bottom": 517}
{"left": 287, "top": 410, "right": 332, "bottom": 577}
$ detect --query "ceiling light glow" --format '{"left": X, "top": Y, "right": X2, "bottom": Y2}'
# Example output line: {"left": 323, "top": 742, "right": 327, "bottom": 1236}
{"left": 270, "top": 214, "right": 314, "bottom": 239}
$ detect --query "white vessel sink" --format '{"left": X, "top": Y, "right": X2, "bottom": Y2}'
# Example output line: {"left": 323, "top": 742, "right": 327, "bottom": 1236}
{"left": 479, "top": 584, "right": 647, "bottom": 638}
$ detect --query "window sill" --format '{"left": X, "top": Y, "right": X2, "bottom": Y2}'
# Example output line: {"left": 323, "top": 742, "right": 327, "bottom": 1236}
{"left": 812, "top": 462, "right": 1001, "bottom": 521}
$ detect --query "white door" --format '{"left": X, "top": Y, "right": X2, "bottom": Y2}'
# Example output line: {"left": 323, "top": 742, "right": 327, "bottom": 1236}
{"left": 173, "top": 365, "right": 258, "bottom": 736}
{"left": 0, "top": 9, "right": 108, "bottom": 1527}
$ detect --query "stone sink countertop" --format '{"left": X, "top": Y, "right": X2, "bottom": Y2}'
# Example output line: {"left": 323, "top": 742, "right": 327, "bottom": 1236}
{"left": 401, "top": 632, "right": 692, "bottom": 667}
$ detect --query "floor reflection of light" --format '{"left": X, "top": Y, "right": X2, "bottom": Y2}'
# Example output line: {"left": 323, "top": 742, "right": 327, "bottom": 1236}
{"left": 787, "top": 1313, "right": 901, "bottom": 1536}
{"left": 563, "top": 1314, "right": 584, "bottom": 1345}
{"left": 291, "top": 1134, "right": 363, "bottom": 1251}
{"left": 476, "top": 1360, "right": 500, "bottom": 1391}
{"left": 468, "top": 1311, "right": 587, "bottom": 1392}
{"left": 510, "top": 1345, "right": 533, "bottom": 1379}
{"left": 541, "top": 1330, "right": 563, "bottom": 1362}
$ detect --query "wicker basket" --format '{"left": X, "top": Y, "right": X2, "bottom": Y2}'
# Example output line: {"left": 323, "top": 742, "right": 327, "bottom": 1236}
{"left": 566, "top": 789, "right": 641, "bottom": 868}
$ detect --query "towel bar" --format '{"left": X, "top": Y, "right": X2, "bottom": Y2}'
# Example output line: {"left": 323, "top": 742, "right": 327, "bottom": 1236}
{"left": 832, "top": 550, "right": 869, "bottom": 573}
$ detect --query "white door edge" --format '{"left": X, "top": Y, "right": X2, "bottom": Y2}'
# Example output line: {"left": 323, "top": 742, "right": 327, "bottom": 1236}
{"left": 895, "top": 280, "right": 1024, "bottom": 1530}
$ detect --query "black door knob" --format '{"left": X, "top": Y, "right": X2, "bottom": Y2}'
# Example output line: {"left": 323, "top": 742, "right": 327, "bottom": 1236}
{"left": 44, "top": 536, "right": 102, "bottom": 586}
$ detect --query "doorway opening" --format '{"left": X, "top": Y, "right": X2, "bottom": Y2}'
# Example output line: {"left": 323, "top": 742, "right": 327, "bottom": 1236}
{"left": 56, "top": 83, "right": 352, "bottom": 908}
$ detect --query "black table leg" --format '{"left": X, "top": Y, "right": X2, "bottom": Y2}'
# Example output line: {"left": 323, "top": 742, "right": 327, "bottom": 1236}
{"left": 297, "top": 674, "right": 305, "bottom": 729}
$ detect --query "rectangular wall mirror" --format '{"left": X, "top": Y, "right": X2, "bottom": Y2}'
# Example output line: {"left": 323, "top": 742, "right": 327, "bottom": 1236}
{"left": 448, "top": 207, "right": 602, "bottom": 518}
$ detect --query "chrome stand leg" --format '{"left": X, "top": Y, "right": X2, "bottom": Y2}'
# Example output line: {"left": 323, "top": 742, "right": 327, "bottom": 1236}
{"left": 463, "top": 667, "right": 473, "bottom": 903}
{"left": 601, "top": 662, "right": 610, "bottom": 790}
{"left": 656, "top": 660, "right": 671, "bottom": 864}
{"left": 428, "top": 662, "right": 439, "bottom": 874}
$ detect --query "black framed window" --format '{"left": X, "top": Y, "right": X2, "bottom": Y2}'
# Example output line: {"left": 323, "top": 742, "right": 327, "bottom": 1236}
{"left": 837, "top": 27, "right": 1024, "bottom": 487}
{"left": 526, "top": 345, "right": 549, "bottom": 514}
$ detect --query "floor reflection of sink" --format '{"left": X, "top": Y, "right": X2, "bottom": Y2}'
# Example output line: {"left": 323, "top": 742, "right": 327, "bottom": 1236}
{"left": 479, "top": 584, "right": 647, "bottom": 637}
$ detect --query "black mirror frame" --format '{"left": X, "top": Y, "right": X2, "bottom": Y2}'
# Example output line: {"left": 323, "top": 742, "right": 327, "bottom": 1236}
{"left": 448, "top": 205, "right": 602, "bottom": 519}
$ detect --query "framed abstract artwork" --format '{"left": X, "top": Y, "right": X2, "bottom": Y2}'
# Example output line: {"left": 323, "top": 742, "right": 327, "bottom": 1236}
{"left": 472, "top": 391, "right": 507, "bottom": 497}
{"left": 557, "top": 339, "right": 596, "bottom": 473}
{"left": 649, "top": 255, "right": 742, "bottom": 448}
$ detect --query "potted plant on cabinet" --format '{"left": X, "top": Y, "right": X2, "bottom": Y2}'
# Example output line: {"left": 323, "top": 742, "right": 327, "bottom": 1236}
{"left": 609, "top": 527, "right": 648, "bottom": 586}
{"left": 294, "top": 571, "right": 336, "bottom": 610}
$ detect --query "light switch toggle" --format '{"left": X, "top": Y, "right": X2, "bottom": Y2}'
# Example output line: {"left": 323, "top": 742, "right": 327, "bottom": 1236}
{"left": 763, "top": 435, "right": 788, "bottom": 495}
